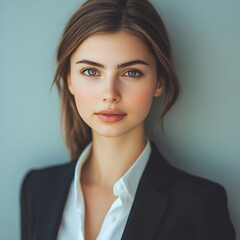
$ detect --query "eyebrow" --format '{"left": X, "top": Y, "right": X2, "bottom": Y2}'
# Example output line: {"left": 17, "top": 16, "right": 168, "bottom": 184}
{"left": 75, "top": 59, "right": 149, "bottom": 68}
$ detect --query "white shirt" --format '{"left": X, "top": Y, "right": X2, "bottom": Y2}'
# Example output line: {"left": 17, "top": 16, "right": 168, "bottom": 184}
{"left": 57, "top": 139, "right": 151, "bottom": 240}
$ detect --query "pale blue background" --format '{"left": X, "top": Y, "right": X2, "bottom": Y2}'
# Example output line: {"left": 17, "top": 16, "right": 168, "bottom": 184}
{"left": 0, "top": 0, "right": 239, "bottom": 239}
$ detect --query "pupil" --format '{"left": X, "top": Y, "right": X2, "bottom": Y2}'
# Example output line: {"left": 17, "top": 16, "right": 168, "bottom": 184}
{"left": 129, "top": 71, "right": 135, "bottom": 76}
{"left": 89, "top": 70, "right": 96, "bottom": 75}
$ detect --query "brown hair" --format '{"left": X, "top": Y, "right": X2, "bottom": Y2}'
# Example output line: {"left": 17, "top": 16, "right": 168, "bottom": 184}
{"left": 52, "top": 0, "right": 180, "bottom": 160}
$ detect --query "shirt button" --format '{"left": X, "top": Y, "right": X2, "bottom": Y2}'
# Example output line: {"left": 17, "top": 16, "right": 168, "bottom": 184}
{"left": 116, "top": 183, "right": 124, "bottom": 192}
{"left": 109, "top": 216, "right": 116, "bottom": 223}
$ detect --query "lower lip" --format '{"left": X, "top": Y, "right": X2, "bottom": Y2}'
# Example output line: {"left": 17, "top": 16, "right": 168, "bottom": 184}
{"left": 96, "top": 114, "right": 126, "bottom": 123}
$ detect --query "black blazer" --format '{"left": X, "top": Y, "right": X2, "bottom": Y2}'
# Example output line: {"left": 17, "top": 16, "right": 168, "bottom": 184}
{"left": 21, "top": 143, "right": 235, "bottom": 240}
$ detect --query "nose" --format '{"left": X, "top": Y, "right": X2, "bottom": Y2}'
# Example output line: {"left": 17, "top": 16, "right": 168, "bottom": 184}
{"left": 102, "top": 75, "right": 121, "bottom": 103}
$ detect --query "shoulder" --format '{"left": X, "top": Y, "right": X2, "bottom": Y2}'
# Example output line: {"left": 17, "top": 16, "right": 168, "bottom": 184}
{"left": 150, "top": 142, "right": 233, "bottom": 220}
{"left": 155, "top": 154, "right": 235, "bottom": 239}
{"left": 171, "top": 162, "right": 224, "bottom": 193}
{"left": 21, "top": 160, "right": 77, "bottom": 195}
{"left": 145, "top": 142, "right": 236, "bottom": 239}
{"left": 149, "top": 142, "right": 228, "bottom": 203}
{"left": 168, "top": 163, "right": 227, "bottom": 206}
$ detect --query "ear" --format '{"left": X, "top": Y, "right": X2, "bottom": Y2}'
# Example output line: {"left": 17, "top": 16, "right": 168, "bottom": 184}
{"left": 67, "top": 73, "right": 74, "bottom": 95}
{"left": 154, "top": 78, "right": 165, "bottom": 97}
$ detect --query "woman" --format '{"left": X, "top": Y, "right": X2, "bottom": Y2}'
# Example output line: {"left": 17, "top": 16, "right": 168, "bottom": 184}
{"left": 21, "top": 0, "right": 235, "bottom": 239}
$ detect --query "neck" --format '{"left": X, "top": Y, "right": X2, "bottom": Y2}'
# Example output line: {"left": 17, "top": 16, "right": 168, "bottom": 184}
{"left": 81, "top": 124, "right": 147, "bottom": 189}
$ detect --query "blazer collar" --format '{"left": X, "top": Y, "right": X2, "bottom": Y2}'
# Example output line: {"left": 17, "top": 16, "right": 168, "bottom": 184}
{"left": 47, "top": 160, "right": 77, "bottom": 240}
{"left": 56, "top": 159, "right": 77, "bottom": 181}
{"left": 121, "top": 142, "right": 173, "bottom": 240}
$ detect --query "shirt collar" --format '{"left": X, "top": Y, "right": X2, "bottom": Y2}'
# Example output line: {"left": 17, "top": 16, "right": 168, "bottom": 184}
{"left": 113, "top": 139, "right": 151, "bottom": 200}
{"left": 73, "top": 142, "right": 92, "bottom": 208}
{"left": 73, "top": 139, "right": 151, "bottom": 205}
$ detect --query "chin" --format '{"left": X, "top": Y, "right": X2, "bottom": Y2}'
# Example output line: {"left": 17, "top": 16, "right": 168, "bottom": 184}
{"left": 94, "top": 129, "right": 128, "bottom": 138}
{"left": 92, "top": 124, "right": 143, "bottom": 139}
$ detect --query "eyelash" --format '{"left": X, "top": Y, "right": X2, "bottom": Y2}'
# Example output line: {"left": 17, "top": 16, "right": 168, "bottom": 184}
{"left": 81, "top": 68, "right": 143, "bottom": 79}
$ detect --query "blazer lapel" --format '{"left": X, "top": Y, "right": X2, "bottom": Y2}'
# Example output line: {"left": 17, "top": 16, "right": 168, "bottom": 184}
{"left": 39, "top": 160, "right": 77, "bottom": 240}
{"left": 121, "top": 143, "right": 173, "bottom": 240}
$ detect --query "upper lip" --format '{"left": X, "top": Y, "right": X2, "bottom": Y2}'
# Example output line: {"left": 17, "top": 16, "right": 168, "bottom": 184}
{"left": 96, "top": 109, "right": 127, "bottom": 115}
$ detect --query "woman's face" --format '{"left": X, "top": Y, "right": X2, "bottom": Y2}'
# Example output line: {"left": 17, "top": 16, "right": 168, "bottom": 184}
{"left": 68, "top": 31, "right": 164, "bottom": 138}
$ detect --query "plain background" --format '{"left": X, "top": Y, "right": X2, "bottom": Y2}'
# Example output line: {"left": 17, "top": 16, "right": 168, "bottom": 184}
{"left": 0, "top": 0, "right": 239, "bottom": 239}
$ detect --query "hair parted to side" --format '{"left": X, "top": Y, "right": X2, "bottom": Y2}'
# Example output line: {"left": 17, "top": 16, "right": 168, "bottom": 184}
{"left": 52, "top": 0, "right": 180, "bottom": 160}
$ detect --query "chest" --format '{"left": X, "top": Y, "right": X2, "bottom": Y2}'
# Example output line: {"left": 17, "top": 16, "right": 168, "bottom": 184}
{"left": 81, "top": 184, "right": 117, "bottom": 240}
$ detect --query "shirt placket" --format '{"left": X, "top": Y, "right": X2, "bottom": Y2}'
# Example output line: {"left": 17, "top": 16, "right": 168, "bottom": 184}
{"left": 96, "top": 180, "right": 127, "bottom": 240}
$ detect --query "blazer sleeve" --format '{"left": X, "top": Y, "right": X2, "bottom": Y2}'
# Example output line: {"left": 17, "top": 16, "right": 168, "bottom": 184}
{"left": 195, "top": 183, "right": 235, "bottom": 240}
{"left": 20, "top": 171, "right": 33, "bottom": 240}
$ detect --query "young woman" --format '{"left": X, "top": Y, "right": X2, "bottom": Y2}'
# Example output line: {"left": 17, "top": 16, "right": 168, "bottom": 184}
{"left": 21, "top": 0, "right": 235, "bottom": 239}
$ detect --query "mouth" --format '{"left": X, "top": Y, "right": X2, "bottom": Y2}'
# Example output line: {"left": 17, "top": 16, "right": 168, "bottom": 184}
{"left": 95, "top": 109, "right": 127, "bottom": 123}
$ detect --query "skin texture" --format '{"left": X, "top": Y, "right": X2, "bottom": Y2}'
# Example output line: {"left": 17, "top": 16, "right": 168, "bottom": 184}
{"left": 67, "top": 31, "right": 164, "bottom": 240}
{"left": 68, "top": 31, "right": 164, "bottom": 139}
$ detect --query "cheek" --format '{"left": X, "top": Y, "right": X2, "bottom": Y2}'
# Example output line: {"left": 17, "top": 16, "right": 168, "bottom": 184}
{"left": 75, "top": 91, "right": 92, "bottom": 104}
{"left": 72, "top": 87, "right": 96, "bottom": 111}
{"left": 128, "top": 88, "right": 154, "bottom": 111}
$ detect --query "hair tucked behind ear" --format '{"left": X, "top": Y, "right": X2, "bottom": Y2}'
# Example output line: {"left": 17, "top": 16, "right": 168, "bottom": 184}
{"left": 52, "top": 0, "right": 180, "bottom": 160}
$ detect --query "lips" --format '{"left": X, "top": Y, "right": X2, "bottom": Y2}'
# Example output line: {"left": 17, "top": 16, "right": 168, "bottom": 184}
{"left": 95, "top": 109, "right": 127, "bottom": 123}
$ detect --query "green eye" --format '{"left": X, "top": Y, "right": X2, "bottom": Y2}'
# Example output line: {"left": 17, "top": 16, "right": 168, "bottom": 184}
{"left": 82, "top": 69, "right": 100, "bottom": 76}
{"left": 124, "top": 70, "right": 141, "bottom": 78}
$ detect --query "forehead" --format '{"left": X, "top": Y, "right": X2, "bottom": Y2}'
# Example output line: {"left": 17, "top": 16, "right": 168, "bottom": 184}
{"left": 71, "top": 31, "right": 156, "bottom": 65}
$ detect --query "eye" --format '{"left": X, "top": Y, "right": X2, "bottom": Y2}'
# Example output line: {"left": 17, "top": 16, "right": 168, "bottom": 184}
{"left": 123, "top": 70, "right": 142, "bottom": 78}
{"left": 81, "top": 68, "right": 100, "bottom": 76}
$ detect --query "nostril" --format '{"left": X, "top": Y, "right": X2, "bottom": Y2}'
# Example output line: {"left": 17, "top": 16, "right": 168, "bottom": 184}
{"left": 102, "top": 95, "right": 120, "bottom": 103}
